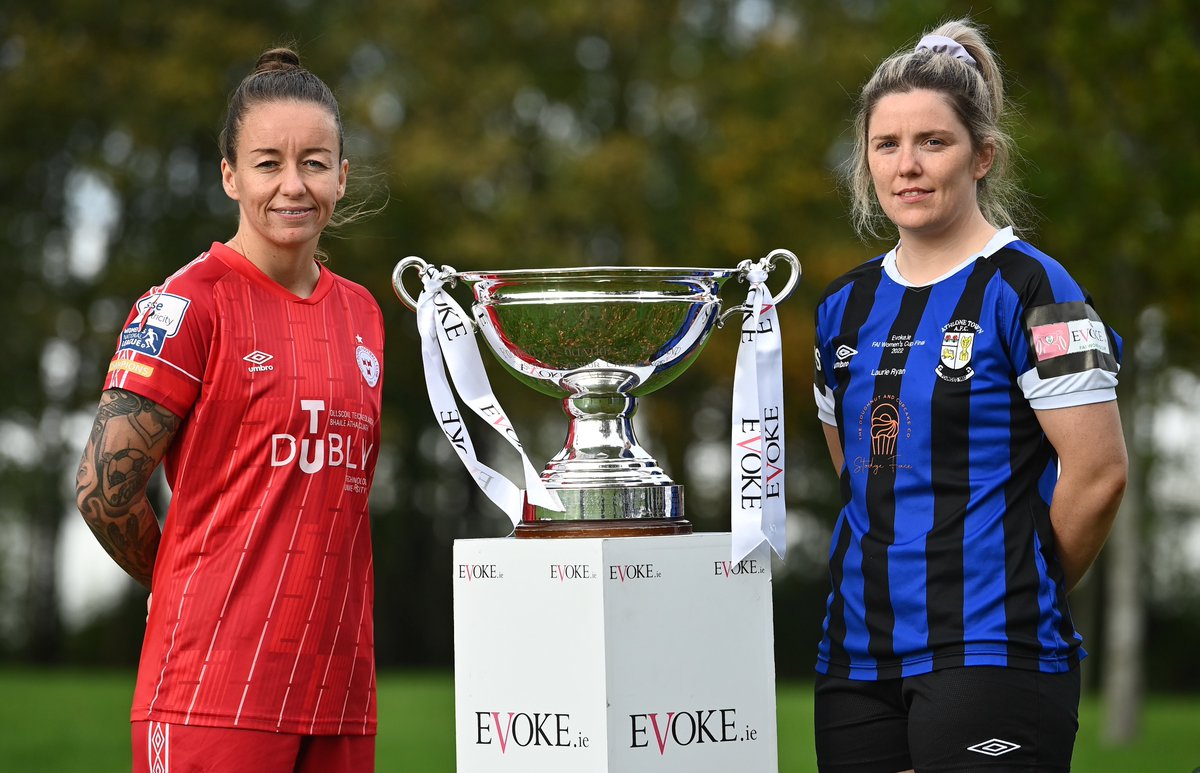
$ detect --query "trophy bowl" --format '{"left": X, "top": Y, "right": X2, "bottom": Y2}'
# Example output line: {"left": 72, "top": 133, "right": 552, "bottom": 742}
{"left": 394, "top": 253, "right": 800, "bottom": 538}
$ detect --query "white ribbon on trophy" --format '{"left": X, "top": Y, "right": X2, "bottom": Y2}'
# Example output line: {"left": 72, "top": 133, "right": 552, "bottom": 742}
{"left": 730, "top": 259, "right": 787, "bottom": 563}
{"left": 415, "top": 267, "right": 564, "bottom": 525}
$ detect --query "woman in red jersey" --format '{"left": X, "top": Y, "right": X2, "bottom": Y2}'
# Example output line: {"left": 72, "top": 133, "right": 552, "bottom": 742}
{"left": 76, "top": 47, "right": 383, "bottom": 773}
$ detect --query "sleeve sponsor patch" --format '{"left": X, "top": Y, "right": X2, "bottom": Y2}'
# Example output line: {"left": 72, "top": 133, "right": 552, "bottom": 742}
{"left": 135, "top": 292, "right": 191, "bottom": 336}
{"left": 119, "top": 323, "right": 168, "bottom": 356}
{"left": 1024, "top": 301, "right": 1118, "bottom": 379}
{"left": 116, "top": 292, "right": 191, "bottom": 358}
{"left": 1030, "top": 318, "right": 1109, "bottom": 360}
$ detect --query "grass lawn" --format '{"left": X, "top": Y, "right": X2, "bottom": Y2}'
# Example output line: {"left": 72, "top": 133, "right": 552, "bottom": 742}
{"left": 0, "top": 668, "right": 1196, "bottom": 771}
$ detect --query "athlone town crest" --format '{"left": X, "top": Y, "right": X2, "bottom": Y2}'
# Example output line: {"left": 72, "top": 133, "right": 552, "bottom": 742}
{"left": 937, "top": 320, "right": 983, "bottom": 383}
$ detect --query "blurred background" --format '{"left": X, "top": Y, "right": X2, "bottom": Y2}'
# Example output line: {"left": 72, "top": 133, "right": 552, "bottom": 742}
{"left": 2, "top": 0, "right": 1198, "bottom": 759}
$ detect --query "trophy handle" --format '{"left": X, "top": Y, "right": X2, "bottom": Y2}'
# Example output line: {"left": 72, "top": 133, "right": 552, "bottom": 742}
{"left": 392, "top": 255, "right": 461, "bottom": 312}
{"left": 718, "top": 248, "right": 802, "bottom": 326}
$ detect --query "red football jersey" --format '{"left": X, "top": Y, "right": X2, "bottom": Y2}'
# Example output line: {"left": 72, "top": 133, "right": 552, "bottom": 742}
{"left": 105, "top": 242, "right": 383, "bottom": 735}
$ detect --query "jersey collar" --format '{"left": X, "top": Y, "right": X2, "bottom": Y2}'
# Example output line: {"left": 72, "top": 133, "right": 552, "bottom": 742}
{"left": 208, "top": 241, "right": 334, "bottom": 303}
{"left": 882, "top": 226, "right": 1018, "bottom": 287}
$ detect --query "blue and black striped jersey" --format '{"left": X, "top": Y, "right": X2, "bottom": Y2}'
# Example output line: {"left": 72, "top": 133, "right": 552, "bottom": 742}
{"left": 812, "top": 228, "right": 1120, "bottom": 679}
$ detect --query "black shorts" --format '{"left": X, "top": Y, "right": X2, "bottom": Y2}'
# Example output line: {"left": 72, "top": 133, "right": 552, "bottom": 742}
{"left": 814, "top": 666, "right": 1080, "bottom": 772}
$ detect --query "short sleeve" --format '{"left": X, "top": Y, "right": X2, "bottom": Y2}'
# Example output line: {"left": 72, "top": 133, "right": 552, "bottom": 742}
{"left": 1017, "top": 300, "right": 1120, "bottom": 409}
{"left": 813, "top": 310, "right": 837, "bottom": 426}
{"left": 104, "top": 287, "right": 211, "bottom": 418}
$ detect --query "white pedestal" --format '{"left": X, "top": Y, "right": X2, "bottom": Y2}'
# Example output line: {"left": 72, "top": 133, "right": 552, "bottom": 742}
{"left": 453, "top": 533, "right": 778, "bottom": 773}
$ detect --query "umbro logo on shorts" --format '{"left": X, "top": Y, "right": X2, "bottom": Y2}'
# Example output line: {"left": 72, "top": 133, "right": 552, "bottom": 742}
{"left": 966, "top": 737, "right": 1021, "bottom": 756}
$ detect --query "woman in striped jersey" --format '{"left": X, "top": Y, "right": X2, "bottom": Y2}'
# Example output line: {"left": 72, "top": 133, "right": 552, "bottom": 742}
{"left": 811, "top": 18, "right": 1128, "bottom": 773}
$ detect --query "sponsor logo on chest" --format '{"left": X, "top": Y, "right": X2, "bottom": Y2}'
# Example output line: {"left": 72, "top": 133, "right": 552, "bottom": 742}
{"left": 271, "top": 399, "right": 376, "bottom": 490}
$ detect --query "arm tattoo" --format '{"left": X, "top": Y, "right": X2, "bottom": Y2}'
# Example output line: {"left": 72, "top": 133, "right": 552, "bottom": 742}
{"left": 75, "top": 389, "right": 181, "bottom": 589}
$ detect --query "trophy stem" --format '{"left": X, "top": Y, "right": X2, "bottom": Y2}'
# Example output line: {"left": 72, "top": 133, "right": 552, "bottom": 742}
{"left": 517, "top": 391, "right": 692, "bottom": 536}
{"left": 547, "top": 394, "right": 663, "bottom": 480}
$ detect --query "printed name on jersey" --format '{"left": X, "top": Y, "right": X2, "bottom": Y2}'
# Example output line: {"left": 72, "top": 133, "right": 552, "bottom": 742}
{"left": 356, "top": 344, "right": 380, "bottom": 387}
{"left": 814, "top": 346, "right": 823, "bottom": 373}
{"left": 1024, "top": 301, "right": 1118, "bottom": 379}
{"left": 936, "top": 319, "right": 983, "bottom": 383}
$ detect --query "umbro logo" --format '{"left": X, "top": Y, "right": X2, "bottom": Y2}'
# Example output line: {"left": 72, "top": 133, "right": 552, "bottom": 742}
{"left": 966, "top": 738, "right": 1021, "bottom": 757}
{"left": 243, "top": 350, "right": 275, "bottom": 373}
{"left": 833, "top": 344, "right": 857, "bottom": 369}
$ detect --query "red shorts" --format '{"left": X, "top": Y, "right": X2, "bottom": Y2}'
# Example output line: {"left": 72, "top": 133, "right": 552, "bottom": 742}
{"left": 132, "top": 721, "right": 375, "bottom": 773}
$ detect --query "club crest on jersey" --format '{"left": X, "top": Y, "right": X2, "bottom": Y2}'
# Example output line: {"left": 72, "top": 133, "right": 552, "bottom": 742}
{"left": 937, "top": 319, "right": 983, "bottom": 383}
{"left": 356, "top": 345, "right": 380, "bottom": 387}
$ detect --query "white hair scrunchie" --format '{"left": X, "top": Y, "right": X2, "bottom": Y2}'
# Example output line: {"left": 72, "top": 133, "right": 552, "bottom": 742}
{"left": 915, "top": 34, "right": 978, "bottom": 68}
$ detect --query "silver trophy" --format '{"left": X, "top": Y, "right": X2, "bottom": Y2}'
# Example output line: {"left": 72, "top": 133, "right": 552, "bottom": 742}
{"left": 394, "top": 252, "right": 800, "bottom": 537}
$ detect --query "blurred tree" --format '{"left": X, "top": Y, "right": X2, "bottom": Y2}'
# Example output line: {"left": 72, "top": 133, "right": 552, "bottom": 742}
{"left": 2, "top": 0, "right": 1198, "bottom": 750}
{"left": 984, "top": 0, "right": 1200, "bottom": 743}
{"left": 0, "top": 0, "right": 369, "bottom": 660}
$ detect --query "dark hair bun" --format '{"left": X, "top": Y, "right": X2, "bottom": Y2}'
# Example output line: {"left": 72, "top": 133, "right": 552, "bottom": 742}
{"left": 255, "top": 47, "right": 302, "bottom": 73}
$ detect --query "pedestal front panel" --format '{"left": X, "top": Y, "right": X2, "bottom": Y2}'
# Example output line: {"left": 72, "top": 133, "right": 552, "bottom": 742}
{"left": 453, "top": 533, "right": 778, "bottom": 773}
